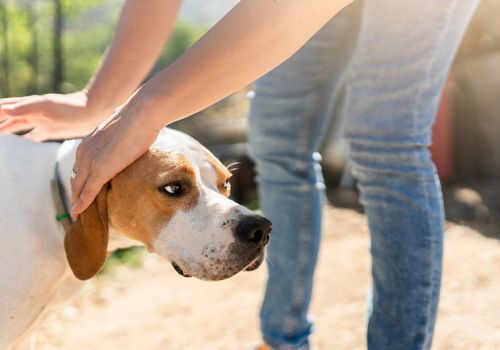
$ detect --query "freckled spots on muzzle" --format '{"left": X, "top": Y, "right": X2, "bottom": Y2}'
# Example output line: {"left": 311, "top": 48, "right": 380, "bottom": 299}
{"left": 169, "top": 214, "right": 272, "bottom": 282}
{"left": 181, "top": 241, "right": 266, "bottom": 281}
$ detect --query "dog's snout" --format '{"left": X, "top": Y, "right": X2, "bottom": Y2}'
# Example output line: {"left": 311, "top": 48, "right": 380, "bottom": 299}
{"left": 235, "top": 215, "right": 272, "bottom": 246}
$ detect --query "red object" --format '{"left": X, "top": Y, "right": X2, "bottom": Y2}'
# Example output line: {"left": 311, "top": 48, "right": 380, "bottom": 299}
{"left": 430, "top": 81, "right": 455, "bottom": 180}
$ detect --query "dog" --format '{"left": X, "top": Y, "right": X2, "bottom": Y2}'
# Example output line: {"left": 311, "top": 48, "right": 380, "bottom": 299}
{"left": 0, "top": 128, "right": 271, "bottom": 349}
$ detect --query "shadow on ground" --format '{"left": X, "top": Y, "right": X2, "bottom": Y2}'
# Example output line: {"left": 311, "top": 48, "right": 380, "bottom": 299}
{"left": 328, "top": 179, "right": 500, "bottom": 240}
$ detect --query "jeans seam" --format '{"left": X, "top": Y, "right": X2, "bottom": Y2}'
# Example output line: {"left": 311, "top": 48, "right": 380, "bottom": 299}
{"left": 282, "top": 91, "right": 317, "bottom": 337}
{"left": 410, "top": 4, "right": 458, "bottom": 348}
{"left": 281, "top": 73, "right": 330, "bottom": 339}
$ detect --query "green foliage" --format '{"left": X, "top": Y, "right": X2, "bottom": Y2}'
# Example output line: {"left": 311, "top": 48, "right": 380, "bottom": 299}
{"left": 0, "top": 0, "right": 120, "bottom": 96}
{"left": 0, "top": 1, "right": 206, "bottom": 97}
{"left": 61, "top": 0, "right": 103, "bottom": 20}
{"left": 100, "top": 247, "right": 145, "bottom": 276}
{"left": 150, "top": 21, "right": 206, "bottom": 76}
{"left": 63, "top": 22, "right": 115, "bottom": 91}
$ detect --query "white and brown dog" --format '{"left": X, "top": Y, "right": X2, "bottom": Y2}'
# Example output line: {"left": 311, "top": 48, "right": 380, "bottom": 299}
{"left": 0, "top": 128, "right": 271, "bottom": 349}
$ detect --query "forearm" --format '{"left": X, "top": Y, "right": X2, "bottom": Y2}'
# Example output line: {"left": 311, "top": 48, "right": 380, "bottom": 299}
{"left": 129, "top": 0, "right": 352, "bottom": 127}
{"left": 85, "top": 0, "right": 182, "bottom": 115}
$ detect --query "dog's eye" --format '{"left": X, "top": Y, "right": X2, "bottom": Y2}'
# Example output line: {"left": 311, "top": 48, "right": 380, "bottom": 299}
{"left": 223, "top": 179, "right": 231, "bottom": 189}
{"left": 163, "top": 183, "right": 184, "bottom": 196}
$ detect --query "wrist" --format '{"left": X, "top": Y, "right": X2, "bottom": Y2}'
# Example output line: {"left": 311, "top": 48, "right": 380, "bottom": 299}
{"left": 82, "top": 89, "right": 117, "bottom": 120}
{"left": 124, "top": 85, "right": 173, "bottom": 131}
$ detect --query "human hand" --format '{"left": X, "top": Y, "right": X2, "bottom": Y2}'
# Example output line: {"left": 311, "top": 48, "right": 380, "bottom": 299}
{"left": 0, "top": 91, "right": 109, "bottom": 141}
{"left": 70, "top": 103, "right": 161, "bottom": 216}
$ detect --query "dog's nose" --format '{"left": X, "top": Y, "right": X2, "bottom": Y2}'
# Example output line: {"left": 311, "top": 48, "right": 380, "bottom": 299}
{"left": 234, "top": 215, "right": 272, "bottom": 246}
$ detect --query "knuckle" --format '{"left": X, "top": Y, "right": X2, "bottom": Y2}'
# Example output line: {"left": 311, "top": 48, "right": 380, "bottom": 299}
{"left": 35, "top": 95, "right": 49, "bottom": 105}
{"left": 42, "top": 93, "right": 55, "bottom": 101}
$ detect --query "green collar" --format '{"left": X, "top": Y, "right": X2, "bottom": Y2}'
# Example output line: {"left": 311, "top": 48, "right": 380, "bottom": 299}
{"left": 50, "top": 161, "right": 73, "bottom": 233}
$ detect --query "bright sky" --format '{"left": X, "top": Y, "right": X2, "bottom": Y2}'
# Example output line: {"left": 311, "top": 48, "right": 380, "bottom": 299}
{"left": 179, "top": 0, "right": 239, "bottom": 25}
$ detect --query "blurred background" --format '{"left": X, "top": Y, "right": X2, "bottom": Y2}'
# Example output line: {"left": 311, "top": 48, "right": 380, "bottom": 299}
{"left": 0, "top": 0, "right": 499, "bottom": 349}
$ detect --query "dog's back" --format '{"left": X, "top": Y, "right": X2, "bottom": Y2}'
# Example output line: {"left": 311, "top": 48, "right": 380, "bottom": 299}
{"left": 0, "top": 135, "right": 70, "bottom": 348}
{"left": 0, "top": 135, "right": 61, "bottom": 253}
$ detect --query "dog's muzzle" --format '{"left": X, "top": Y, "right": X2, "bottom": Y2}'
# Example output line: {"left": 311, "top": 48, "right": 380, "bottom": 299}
{"left": 170, "top": 214, "right": 272, "bottom": 279}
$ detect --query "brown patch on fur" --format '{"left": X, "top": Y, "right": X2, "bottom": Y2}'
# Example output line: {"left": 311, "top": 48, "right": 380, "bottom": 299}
{"left": 107, "top": 150, "right": 199, "bottom": 250}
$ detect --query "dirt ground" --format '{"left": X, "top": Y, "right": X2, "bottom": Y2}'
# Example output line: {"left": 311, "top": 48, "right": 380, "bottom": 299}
{"left": 36, "top": 206, "right": 500, "bottom": 350}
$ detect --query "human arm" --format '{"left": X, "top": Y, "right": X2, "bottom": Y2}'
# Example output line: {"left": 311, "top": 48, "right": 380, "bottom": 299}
{"left": 71, "top": 0, "right": 352, "bottom": 214}
{"left": 0, "top": 0, "right": 182, "bottom": 141}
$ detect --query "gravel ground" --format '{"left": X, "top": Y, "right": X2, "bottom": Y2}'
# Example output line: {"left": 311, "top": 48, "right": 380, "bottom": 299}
{"left": 36, "top": 206, "right": 500, "bottom": 350}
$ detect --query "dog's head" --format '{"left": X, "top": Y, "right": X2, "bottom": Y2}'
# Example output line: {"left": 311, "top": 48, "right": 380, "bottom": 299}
{"left": 64, "top": 129, "right": 271, "bottom": 281}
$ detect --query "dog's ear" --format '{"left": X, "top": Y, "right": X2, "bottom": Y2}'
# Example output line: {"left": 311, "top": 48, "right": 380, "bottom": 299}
{"left": 64, "top": 184, "right": 109, "bottom": 280}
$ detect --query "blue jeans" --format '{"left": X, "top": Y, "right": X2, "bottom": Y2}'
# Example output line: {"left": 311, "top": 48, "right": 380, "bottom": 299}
{"left": 248, "top": 1, "right": 478, "bottom": 349}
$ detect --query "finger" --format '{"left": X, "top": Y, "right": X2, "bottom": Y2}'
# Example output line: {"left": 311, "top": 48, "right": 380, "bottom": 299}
{"left": 23, "top": 128, "right": 49, "bottom": 142}
{"left": 71, "top": 174, "right": 105, "bottom": 216}
{"left": 25, "top": 126, "right": 70, "bottom": 142}
{"left": 0, "top": 118, "right": 33, "bottom": 134}
{"left": 70, "top": 168, "right": 89, "bottom": 219}
{"left": 70, "top": 143, "right": 93, "bottom": 207}
{"left": 0, "top": 96, "right": 24, "bottom": 106}
{"left": 0, "top": 97, "right": 39, "bottom": 120}
{"left": 1, "top": 96, "right": 51, "bottom": 117}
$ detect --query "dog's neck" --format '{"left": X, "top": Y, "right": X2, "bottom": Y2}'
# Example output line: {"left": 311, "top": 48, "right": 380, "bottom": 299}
{"left": 54, "top": 139, "right": 78, "bottom": 210}
{"left": 55, "top": 140, "right": 138, "bottom": 252}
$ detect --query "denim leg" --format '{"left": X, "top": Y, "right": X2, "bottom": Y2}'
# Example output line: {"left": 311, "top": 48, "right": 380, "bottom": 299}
{"left": 248, "top": 4, "right": 363, "bottom": 349}
{"left": 342, "top": 1, "right": 479, "bottom": 349}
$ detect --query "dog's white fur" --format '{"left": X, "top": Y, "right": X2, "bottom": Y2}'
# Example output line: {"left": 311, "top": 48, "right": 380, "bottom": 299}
{"left": 0, "top": 129, "right": 267, "bottom": 349}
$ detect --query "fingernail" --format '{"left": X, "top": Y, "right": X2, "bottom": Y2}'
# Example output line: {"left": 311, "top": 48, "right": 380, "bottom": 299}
{"left": 70, "top": 204, "right": 79, "bottom": 218}
{"left": 1, "top": 105, "right": 14, "bottom": 110}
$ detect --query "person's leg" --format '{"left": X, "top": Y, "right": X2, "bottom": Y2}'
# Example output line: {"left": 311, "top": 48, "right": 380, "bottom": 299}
{"left": 248, "top": 4, "right": 363, "bottom": 349}
{"left": 342, "top": 1, "right": 479, "bottom": 349}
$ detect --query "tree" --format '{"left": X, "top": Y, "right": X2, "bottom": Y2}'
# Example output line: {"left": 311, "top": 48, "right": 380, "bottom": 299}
{"left": 26, "top": 0, "right": 39, "bottom": 94}
{"left": 0, "top": 0, "right": 9, "bottom": 96}
{"left": 52, "top": 0, "right": 63, "bottom": 92}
